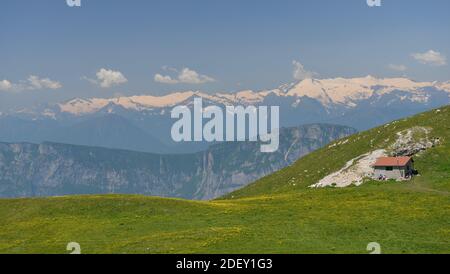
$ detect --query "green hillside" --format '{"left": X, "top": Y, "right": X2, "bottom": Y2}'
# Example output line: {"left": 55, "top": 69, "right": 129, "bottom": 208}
{"left": 0, "top": 106, "right": 449, "bottom": 254}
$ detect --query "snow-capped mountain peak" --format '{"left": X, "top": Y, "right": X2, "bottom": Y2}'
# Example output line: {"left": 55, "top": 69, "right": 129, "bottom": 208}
{"left": 286, "top": 76, "right": 441, "bottom": 107}
{"left": 57, "top": 90, "right": 281, "bottom": 115}
{"left": 55, "top": 76, "right": 449, "bottom": 116}
{"left": 58, "top": 91, "right": 199, "bottom": 115}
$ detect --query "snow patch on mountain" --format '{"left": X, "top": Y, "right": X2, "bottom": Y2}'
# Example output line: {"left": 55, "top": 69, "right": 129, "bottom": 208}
{"left": 56, "top": 76, "right": 450, "bottom": 116}
{"left": 58, "top": 91, "right": 199, "bottom": 115}
{"left": 59, "top": 98, "right": 111, "bottom": 115}
{"left": 286, "top": 76, "right": 437, "bottom": 107}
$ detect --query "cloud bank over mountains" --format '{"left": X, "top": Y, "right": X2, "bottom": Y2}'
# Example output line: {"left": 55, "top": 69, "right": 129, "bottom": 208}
{"left": 388, "top": 64, "right": 408, "bottom": 72}
{"left": 1, "top": 48, "right": 447, "bottom": 94}
{"left": 412, "top": 50, "right": 447, "bottom": 66}
{"left": 0, "top": 76, "right": 62, "bottom": 93}
{"left": 292, "top": 60, "right": 317, "bottom": 81}
{"left": 82, "top": 68, "right": 128, "bottom": 88}
{"left": 154, "top": 67, "right": 215, "bottom": 85}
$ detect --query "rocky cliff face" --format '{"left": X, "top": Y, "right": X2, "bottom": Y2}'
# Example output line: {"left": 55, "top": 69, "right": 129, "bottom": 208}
{"left": 0, "top": 124, "right": 355, "bottom": 200}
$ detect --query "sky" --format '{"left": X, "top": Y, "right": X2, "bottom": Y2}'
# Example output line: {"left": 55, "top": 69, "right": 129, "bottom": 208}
{"left": 0, "top": 0, "right": 449, "bottom": 111}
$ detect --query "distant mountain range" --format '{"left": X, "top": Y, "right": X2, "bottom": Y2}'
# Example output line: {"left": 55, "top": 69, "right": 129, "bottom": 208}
{"left": 0, "top": 124, "right": 355, "bottom": 200}
{"left": 0, "top": 76, "right": 449, "bottom": 153}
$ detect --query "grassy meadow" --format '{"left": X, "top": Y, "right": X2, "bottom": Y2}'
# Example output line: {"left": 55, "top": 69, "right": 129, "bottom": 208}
{"left": 0, "top": 106, "right": 449, "bottom": 254}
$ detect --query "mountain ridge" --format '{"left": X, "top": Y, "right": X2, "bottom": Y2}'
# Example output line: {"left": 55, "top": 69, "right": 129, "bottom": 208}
{"left": 0, "top": 124, "right": 355, "bottom": 200}
{"left": 52, "top": 76, "right": 450, "bottom": 115}
{"left": 1, "top": 76, "right": 449, "bottom": 154}
{"left": 6, "top": 76, "right": 450, "bottom": 117}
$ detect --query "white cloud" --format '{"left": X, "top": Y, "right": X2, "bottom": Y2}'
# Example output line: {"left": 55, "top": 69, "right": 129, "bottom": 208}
{"left": 154, "top": 67, "right": 215, "bottom": 84}
{"left": 154, "top": 73, "right": 179, "bottom": 84}
{"left": 388, "top": 64, "right": 407, "bottom": 72}
{"left": 95, "top": 68, "right": 128, "bottom": 88}
{"left": 0, "top": 76, "right": 62, "bottom": 93}
{"left": 0, "top": 80, "right": 13, "bottom": 91}
{"left": 27, "top": 75, "right": 62, "bottom": 89}
{"left": 178, "top": 68, "right": 215, "bottom": 84}
{"left": 412, "top": 50, "right": 447, "bottom": 66}
{"left": 292, "top": 60, "right": 316, "bottom": 81}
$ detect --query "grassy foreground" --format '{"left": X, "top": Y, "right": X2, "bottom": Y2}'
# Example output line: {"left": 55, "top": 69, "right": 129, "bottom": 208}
{"left": 0, "top": 106, "right": 449, "bottom": 254}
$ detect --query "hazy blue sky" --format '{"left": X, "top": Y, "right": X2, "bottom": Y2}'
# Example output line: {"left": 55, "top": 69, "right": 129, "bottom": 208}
{"left": 1, "top": 0, "right": 449, "bottom": 111}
